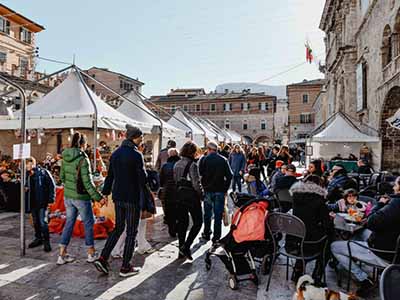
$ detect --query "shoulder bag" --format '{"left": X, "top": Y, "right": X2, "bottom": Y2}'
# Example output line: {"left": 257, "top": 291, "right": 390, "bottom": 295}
{"left": 176, "top": 160, "right": 197, "bottom": 208}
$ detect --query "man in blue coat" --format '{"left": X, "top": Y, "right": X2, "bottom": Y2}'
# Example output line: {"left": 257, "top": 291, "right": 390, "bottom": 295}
{"left": 228, "top": 144, "right": 246, "bottom": 192}
{"left": 26, "top": 157, "right": 56, "bottom": 252}
{"left": 95, "top": 124, "right": 147, "bottom": 278}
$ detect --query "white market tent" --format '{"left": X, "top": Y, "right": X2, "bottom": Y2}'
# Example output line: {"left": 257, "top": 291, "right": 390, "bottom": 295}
{"left": 200, "top": 118, "right": 227, "bottom": 143}
{"left": 311, "top": 113, "right": 380, "bottom": 160}
{"left": 203, "top": 119, "right": 242, "bottom": 144}
{"left": 193, "top": 116, "right": 219, "bottom": 143}
{"left": 225, "top": 129, "right": 242, "bottom": 143}
{"left": 0, "top": 71, "right": 152, "bottom": 132}
{"left": 167, "top": 109, "right": 206, "bottom": 147}
{"left": 117, "top": 92, "right": 187, "bottom": 148}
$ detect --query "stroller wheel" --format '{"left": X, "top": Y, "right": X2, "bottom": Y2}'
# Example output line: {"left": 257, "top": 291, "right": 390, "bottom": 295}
{"left": 228, "top": 274, "right": 238, "bottom": 290}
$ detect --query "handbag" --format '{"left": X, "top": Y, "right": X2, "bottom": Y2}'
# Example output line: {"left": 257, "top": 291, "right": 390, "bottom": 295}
{"left": 176, "top": 160, "right": 197, "bottom": 208}
{"left": 76, "top": 158, "right": 87, "bottom": 195}
{"left": 142, "top": 184, "right": 156, "bottom": 217}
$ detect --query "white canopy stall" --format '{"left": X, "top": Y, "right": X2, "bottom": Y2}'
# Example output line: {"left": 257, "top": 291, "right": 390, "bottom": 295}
{"left": 167, "top": 110, "right": 206, "bottom": 147}
{"left": 193, "top": 117, "right": 220, "bottom": 143}
{"left": 311, "top": 113, "right": 380, "bottom": 165}
{"left": 117, "top": 92, "right": 187, "bottom": 149}
{"left": 225, "top": 129, "right": 242, "bottom": 144}
{"left": 0, "top": 70, "right": 153, "bottom": 161}
{"left": 0, "top": 71, "right": 150, "bottom": 131}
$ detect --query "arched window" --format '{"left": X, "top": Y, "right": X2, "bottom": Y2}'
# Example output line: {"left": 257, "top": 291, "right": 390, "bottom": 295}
{"left": 382, "top": 25, "right": 393, "bottom": 68}
{"left": 225, "top": 119, "right": 230, "bottom": 129}
{"left": 393, "top": 9, "right": 400, "bottom": 58}
{"left": 260, "top": 120, "right": 266, "bottom": 130}
{"left": 242, "top": 119, "right": 248, "bottom": 130}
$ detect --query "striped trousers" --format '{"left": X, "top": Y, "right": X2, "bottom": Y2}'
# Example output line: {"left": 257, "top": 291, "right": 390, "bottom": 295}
{"left": 100, "top": 202, "right": 140, "bottom": 268}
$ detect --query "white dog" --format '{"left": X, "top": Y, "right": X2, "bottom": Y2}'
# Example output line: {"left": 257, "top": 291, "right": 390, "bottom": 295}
{"left": 292, "top": 275, "right": 358, "bottom": 300}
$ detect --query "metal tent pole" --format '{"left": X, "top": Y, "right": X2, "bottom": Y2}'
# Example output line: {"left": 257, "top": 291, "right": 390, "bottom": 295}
{"left": 75, "top": 67, "right": 98, "bottom": 172}
{"left": 0, "top": 74, "right": 27, "bottom": 256}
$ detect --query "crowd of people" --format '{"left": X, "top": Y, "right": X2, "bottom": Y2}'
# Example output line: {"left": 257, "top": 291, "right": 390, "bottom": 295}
{"left": 0, "top": 127, "right": 398, "bottom": 297}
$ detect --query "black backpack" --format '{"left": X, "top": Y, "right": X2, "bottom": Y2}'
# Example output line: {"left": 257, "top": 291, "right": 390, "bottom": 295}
{"left": 176, "top": 160, "right": 197, "bottom": 207}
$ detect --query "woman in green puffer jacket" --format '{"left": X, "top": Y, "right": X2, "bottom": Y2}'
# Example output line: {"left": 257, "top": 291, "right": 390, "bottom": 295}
{"left": 57, "top": 132, "right": 106, "bottom": 265}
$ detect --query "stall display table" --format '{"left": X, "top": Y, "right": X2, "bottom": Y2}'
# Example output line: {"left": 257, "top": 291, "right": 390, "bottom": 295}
{"left": 48, "top": 186, "right": 115, "bottom": 239}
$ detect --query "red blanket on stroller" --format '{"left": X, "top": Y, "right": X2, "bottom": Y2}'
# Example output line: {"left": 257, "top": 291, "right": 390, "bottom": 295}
{"left": 232, "top": 200, "right": 268, "bottom": 243}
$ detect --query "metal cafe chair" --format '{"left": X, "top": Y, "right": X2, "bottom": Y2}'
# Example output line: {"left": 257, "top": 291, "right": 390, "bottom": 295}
{"left": 274, "top": 189, "right": 293, "bottom": 213}
{"left": 380, "top": 264, "right": 400, "bottom": 300}
{"left": 345, "top": 235, "right": 400, "bottom": 291}
{"left": 265, "top": 212, "right": 328, "bottom": 291}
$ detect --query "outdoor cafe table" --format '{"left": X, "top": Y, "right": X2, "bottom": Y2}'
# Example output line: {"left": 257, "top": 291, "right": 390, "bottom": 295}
{"left": 334, "top": 213, "right": 364, "bottom": 240}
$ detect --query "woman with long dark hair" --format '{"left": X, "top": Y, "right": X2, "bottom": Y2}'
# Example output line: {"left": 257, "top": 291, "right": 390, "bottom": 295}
{"left": 247, "top": 147, "right": 259, "bottom": 168}
{"left": 258, "top": 146, "right": 267, "bottom": 182}
{"left": 173, "top": 141, "right": 203, "bottom": 260}
{"left": 277, "top": 145, "right": 292, "bottom": 165}
{"left": 58, "top": 132, "right": 105, "bottom": 265}
{"left": 307, "top": 159, "right": 324, "bottom": 177}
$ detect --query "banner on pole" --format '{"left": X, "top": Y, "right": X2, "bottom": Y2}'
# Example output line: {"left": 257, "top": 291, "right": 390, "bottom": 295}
{"left": 13, "top": 143, "right": 31, "bottom": 160}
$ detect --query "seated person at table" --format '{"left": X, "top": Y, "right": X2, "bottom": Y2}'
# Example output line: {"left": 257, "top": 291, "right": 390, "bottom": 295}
{"left": 270, "top": 162, "right": 286, "bottom": 192}
{"left": 273, "top": 164, "right": 298, "bottom": 192}
{"left": 357, "top": 159, "right": 373, "bottom": 175}
{"left": 326, "top": 164, "right": 358, "bottom": 203}
{"left": 330, "top": 176, "right": 400, "bottom": 297}
{"left": 286, "top": 175, "right": 333, "bottom": 284}
{"left": 245, "top": 167, "right": 270, "bottom": 197}
{"left": 327, "top": 188, "right": 367, "bottom": 214}
{"left": 306, "top": 159, "right": 324, "bottom": 177}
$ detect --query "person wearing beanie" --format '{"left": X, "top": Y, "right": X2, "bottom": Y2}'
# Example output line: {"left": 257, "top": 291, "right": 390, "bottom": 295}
{"left": 95, "top": 124, "right": 146, "bottom": 278}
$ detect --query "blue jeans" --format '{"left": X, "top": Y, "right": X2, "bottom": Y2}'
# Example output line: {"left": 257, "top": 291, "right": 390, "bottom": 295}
{"left": 232, "top": 176, "right": 242, "bottom": 192}
{"left": 203, "top": 192, "right": 225, "bottom": 242}
{"left": 59, "top": 198, "right": 94, "bottom": 248}
{"left": 31, "top": 207, "right": 49, "bottom": 241}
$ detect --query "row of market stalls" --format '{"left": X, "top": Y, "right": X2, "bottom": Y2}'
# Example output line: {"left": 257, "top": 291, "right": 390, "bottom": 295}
{"left": 167, "top": 109, "right": 241, "bottom": 147}
{"left": 0, "top": 66, "right": 242, "bottom": 165}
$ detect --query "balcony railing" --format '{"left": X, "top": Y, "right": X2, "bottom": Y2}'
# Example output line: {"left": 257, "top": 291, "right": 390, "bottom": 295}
{"left": 383, "top": 55, "right": 400, "bottom": 83}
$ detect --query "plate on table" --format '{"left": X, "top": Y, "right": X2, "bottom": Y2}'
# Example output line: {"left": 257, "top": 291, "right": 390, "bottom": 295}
{"left": 343, "top": 214, "right": 363, "bottom": 224}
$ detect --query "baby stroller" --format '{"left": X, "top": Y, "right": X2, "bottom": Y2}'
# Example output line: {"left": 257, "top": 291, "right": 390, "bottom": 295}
{"left": 204, "top": 192, "right": 272, "bottom": 290}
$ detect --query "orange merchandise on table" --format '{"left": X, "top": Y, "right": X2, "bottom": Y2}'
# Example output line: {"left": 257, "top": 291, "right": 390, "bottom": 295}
{"left": 48, "top": 186, "right": 115, "bottom": 239}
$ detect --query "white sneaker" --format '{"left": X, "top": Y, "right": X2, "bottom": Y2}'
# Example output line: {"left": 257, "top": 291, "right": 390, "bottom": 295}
{"left": 87, "top": 252, "right": 98, "bottom": 263}
{"left": 57, "top": 254, "right": 75, "bottom": 265}
{"left": 137, "top": 247, "right": 156, "bottom": 255}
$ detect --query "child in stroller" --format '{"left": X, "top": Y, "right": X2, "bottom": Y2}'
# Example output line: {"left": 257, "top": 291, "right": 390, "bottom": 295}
{"left": 204, "top": 192, "right": 273, "bottom": 290}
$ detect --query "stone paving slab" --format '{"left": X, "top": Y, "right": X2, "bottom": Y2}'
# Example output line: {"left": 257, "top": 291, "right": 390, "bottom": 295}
{"left": 0, "top": 209, "right": 381, "bottom": 300}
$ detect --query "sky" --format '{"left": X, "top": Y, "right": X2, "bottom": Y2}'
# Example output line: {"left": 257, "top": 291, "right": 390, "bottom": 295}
{"left": 5, "top": 0, "right": 326, "bottom": 96}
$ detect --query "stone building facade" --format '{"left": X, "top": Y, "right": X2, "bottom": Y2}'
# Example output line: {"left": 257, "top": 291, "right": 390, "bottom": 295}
{"left": 149, "top": 88, "right": 276, "bottom": 144}
{"left": 274, "top": 98, "right": 289, "bottom": 144}
{"left": 287, "top": 79, "right": 325, "bottom": 143}
{"left": 313, "top": 89, "right": 328, "bottom": 129}
{"left": 0, "top": 4, "right": 51, "bottom": 113}
{"left": 0, "top": 4, "right": 44, "bottom": 78}
{"left": 320, "top": 0, "right": 400, "bottom": 171}
{"left": 84, "top": 67, "right": 144, "bottom": 108}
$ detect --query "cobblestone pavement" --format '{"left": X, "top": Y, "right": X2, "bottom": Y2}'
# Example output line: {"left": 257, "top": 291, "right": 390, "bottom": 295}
{"left": 0, "top": 206, "right": 380, "bottom": 300}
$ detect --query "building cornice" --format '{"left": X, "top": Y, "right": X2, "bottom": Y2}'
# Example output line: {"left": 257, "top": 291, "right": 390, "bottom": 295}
{"left": 0, "top": 4, "right": 45, "bottom": 32}
{"left": 319, "top": 0, "right": 337, "bottom": 32}
{"left": 355, "top": 0, "right": 379, "bottom": 38}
